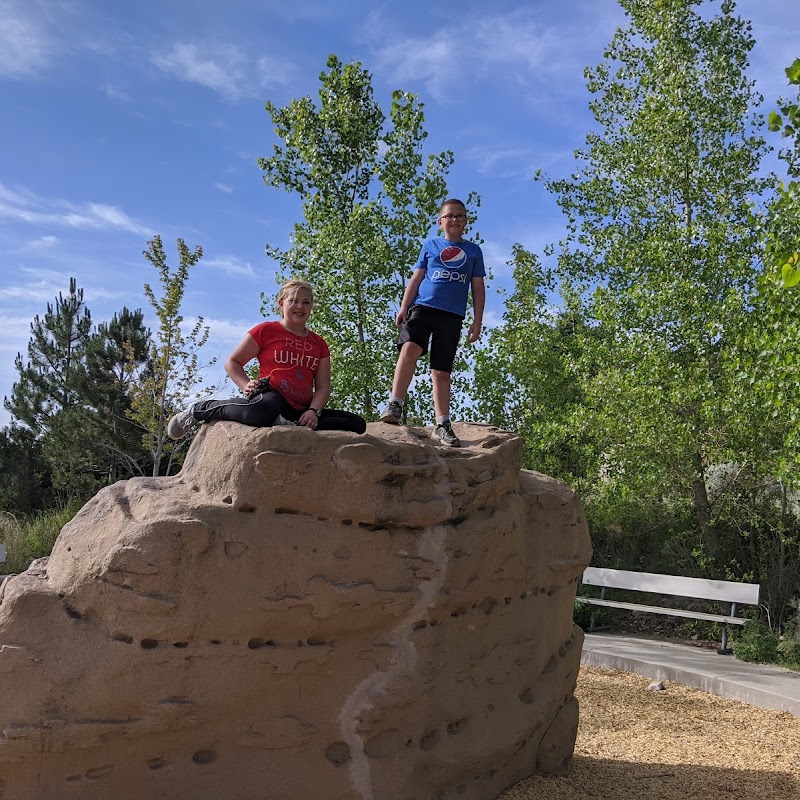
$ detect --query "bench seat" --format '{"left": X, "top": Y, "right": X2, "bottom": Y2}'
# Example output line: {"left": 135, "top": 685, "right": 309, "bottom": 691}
{"left": 576, "top": 567, "right": 760, "bottom": 653}
{"left": 577, "top": 597, "right": 747, "bottom": 625}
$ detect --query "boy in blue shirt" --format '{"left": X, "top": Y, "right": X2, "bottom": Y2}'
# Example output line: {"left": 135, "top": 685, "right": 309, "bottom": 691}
{"left": 379, "top": 198, "right": 486, "bottom": 447}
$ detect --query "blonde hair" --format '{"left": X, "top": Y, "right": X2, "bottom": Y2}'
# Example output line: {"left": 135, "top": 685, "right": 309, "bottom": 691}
{"left": 277, "top": 279, "right": 314, "bottom": 305}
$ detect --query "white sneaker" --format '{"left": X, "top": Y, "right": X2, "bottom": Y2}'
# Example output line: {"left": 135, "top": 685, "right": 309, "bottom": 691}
{"left": 166, "top": 407, "right": 197, "bottom": 440}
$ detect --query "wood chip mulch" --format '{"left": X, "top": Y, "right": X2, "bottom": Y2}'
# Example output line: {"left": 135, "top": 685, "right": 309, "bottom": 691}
{"left": 499, "top": 664, "right": 800, "bottom": 800}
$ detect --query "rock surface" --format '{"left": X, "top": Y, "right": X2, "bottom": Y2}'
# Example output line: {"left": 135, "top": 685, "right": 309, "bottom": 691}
{"left": 0, "top": 421, "right": 591, "bottom": 800}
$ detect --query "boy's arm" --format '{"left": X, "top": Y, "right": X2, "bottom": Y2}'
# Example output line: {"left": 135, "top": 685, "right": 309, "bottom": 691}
{"left": 467, "top": 276, "right": 485, "bottom": 343}
{"left": 395, "top": 269, "right": 425, "bottom": 326}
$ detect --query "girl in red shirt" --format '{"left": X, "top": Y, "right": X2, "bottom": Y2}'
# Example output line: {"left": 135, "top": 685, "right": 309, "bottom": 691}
{"left": 167, "top": 280, "right": 366, "bottom": 438}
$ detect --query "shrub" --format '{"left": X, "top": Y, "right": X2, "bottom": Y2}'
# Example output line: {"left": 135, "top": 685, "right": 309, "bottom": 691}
{"left": 732, "top": 618, "right": 780, "bottom": 664}
{"left": 778, "top": 609, "right": 800, "bottom": 669}
{"left": 573, "top": 599, "right": 592, "bottom": 630}
{"left": 778, "top": 637, "right": 800, "bottom": 669}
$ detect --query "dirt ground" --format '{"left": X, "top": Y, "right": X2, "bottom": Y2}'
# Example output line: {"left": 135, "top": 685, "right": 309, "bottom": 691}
{"left": 499, "top": 664, "right": 800, "bottom": 800}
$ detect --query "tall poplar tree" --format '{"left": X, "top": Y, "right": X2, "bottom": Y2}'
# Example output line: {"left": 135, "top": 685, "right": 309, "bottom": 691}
{"left": 543, "top": 0, "right": 769, "bottom": 566}
{"left": 746, "top": 59, "right": 800, "bottom": 476}
{"left": 473, "top": 246, "right": 604, "bottom": 485}
{"left": 259, "top": 54, "right": 459, "bottom": 418}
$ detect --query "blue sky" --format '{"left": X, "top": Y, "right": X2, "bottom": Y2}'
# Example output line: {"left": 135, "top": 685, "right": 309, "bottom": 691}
{"left": 1, "top": 0, "right": 797, "bottom": 428}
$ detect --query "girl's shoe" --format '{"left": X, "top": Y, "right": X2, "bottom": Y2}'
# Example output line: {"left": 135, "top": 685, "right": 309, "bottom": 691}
{"left": 167, "top": 407, "right": 197, "bottom": 440}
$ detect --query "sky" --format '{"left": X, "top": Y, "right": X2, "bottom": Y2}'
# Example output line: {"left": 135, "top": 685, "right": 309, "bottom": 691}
{"left": 1, "top": 0, "right": 798, "bottom": 429}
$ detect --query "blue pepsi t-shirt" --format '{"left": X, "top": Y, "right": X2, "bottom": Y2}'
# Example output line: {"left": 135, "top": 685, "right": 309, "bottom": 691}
{"left": 412, "top": 237, "right": 486, "bottom": 318}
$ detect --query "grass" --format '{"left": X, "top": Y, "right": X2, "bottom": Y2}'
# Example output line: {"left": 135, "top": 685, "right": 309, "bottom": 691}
{"left": 0, "top": 504, "right": 81, "bottom": 575}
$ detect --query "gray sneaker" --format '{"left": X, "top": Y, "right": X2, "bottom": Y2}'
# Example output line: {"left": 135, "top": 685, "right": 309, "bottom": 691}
{"left": 167, "top": 407, "right": 197, "bottom": 440}
{"left": 433, "top": 420, "right": 460, "bottom": 447}
{"left": 379, "top": 400, "right": 403, "bottom": 424}
{"left": 273, "top": 415, "right": 295, "bottom": 426}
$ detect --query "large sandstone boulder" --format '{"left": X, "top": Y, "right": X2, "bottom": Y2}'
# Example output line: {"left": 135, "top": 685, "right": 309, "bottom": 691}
{"left": 0, "top": 421, "right": 591, "bottom": 800}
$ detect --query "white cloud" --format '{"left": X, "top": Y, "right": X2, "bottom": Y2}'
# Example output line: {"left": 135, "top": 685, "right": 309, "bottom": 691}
{"left": 367, "top": 8, "right": 592, "bottom": 103}
{"left": 467, "top": 145, "right": 539, "bottom": 179}
{"left": 0, "top": 312, "right": 35, "bottom": 346}
{"left": 103, "top": 82, "right": 130, "bottom": 102}
{"left": 22, "top": 234, "right": 58, "bottom": 250}
{"left": 0, "top": 0, "right": 54, "bottom": 78}
{"left": 0, "top": 182, "right": 153, "bottom": 237}
{"left": 85, "top": 203, "right": 152, "bottom": 236}
{"left": 151, "top": 41, "right": 295, "bottom": 101}
{"left": 203, "top": 255, "right": 256, "bottom": 277}
{"left": 256, "top": 55, "right": 295, "bottom": 89}
{"left": 203, "top": 316, "right": 252, "bottom": 345}
{"left": 0, "top": 271, "right": 72, "bottom": 304}
{"left": 152, "top": 42, "right": 249, "bottom": 100}
{"left": 479, "top": 240, "right": 516, "bottom": 276}
{"left": 215, "top": 182, "right": 233, "bottom": 194}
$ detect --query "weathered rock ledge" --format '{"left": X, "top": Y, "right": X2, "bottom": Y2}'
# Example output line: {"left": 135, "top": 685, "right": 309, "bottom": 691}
{"left": 0, "top": 421, "right": 591, "bottom": 800}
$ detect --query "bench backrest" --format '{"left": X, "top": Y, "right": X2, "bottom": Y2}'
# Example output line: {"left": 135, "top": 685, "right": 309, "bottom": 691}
{"left": 582, "top": 567, "right": 760, "bottom": 605}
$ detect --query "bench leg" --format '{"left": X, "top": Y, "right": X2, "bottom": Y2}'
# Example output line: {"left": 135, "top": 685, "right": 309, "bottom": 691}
{"left": 588, "top": 587, "right": 608, "bottom": 632}
{"left": 716, "top": 603, "right": 737, "bottom": 655}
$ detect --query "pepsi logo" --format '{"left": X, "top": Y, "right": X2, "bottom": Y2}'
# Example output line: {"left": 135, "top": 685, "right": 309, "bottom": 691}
{"left": 440, "top": 246, "right": 467, "bottom": 269}
{"left": 430, "top": 269, "right": 467, "bottom": 283}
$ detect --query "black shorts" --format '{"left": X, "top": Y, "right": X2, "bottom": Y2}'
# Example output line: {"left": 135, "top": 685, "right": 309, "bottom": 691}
{"left": 398, "top": 305, "right": 463, "bottom": 373}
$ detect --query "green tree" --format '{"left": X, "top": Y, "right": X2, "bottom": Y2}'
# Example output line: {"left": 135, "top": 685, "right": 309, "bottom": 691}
{"left": 3, "top": 279, "right": 101, "bottom": 503}
{"left": 0, "top": 424, "right": 53, "bottom": 515}
{"left": 542, "top": 0, "right": 769, "bottom": 567}
{"left": 767, "top": 57, "right": 800, "bottom": 291}
{"left": 5, "top": 277, "right": 92, "bottom": 431}
{"left": 473, "top": 246, "right": 603, "bottom": 484}
{"left": 746, "top": 58, "right": 800, "bottom": 477}
{"left": 728, "top": 59, "right": 800, "bottom": 630}
{"left": 41, "top": 406, "right": 109, "bottom": 502}
{"left": 259, "top": 54, "right": 460, "bottom": 418}
{"left": 127, "top": 236, "right": 215, "bottom": 476}
{"left": 80, "top": 307, "right": 152, "bottom": 481}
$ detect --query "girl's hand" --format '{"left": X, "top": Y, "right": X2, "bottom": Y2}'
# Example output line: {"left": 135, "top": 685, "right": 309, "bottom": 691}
{"left": 244, "top": 377, "right": 270, "bottom": 398}
{"left": 298, "top": 409, "right": 319, "bottom": 430}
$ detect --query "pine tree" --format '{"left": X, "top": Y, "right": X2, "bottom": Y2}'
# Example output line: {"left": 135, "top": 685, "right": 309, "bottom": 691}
{"left": 5, "top": 277, "right": 92, "bottom": 431}
{"left": 81, "top": 307, "right": 152, "bottom": 481}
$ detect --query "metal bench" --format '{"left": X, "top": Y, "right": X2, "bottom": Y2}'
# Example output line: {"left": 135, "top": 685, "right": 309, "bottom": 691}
{"left": 577, "top": 567, "right": 760, "bottom": 654}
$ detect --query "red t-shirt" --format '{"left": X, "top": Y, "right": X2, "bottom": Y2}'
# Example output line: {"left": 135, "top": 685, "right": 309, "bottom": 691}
{"left": 248, "top": 321, "right": 330, "bottom": 410}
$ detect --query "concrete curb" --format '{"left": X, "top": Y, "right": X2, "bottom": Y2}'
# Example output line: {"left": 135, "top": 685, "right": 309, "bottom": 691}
{"left": 582, "top": 632, "right": 800, "bottom": 718}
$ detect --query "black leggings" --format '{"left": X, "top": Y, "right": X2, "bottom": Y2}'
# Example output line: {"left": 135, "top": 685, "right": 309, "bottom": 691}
{"left": 192, "top": 390, "right": 366, "bottom": 434}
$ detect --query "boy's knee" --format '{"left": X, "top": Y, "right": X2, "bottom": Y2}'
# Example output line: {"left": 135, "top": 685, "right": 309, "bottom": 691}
{"left": 399, "top": 342, "right": 424, "bottom": 362}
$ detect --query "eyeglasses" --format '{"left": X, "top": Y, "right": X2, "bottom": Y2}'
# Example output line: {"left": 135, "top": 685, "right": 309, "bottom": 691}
{"left": 440, "top": 213, "right": 466, "bottom": 221}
